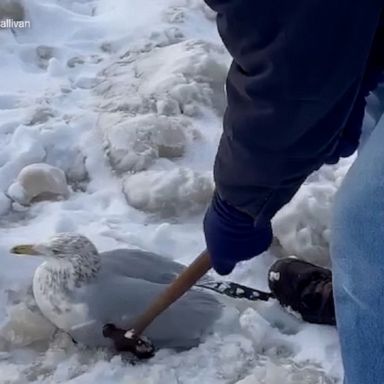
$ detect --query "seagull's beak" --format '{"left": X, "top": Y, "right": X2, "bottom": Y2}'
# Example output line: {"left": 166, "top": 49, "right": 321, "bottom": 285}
{"left": 10, "top": 244, "right": 41, "bottom": 256}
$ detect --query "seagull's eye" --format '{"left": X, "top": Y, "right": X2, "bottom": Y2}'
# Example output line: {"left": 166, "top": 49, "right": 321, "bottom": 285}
{"left": 52, "top": 249, "right": 60, "bottom": 255}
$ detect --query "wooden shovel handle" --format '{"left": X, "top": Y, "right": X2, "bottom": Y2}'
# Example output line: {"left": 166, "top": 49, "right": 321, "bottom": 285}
{"left": 132, "top": 250, "right": 212, "bottom": 337}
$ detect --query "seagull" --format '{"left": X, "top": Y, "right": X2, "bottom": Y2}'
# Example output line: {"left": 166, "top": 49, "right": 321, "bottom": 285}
{"left": 10, "top": 233, "right": 224, "bottom": 351}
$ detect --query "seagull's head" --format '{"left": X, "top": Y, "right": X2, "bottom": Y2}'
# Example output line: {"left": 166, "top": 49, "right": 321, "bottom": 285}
{"left": 11, "top": 233, "right": 99, "bottom": 261}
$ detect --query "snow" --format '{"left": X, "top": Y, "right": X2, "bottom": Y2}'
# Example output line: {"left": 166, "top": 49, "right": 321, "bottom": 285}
{"left": 272, "top": 160, "right": 352, "bottom": 267}
{"left": 0, "top": 0, "right": 364, "bottom": 382}
{"left": 124, "top": 330, "right": 135, "bottom": 340}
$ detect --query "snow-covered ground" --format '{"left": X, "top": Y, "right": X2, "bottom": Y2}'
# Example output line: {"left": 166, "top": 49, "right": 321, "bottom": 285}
{"left": 0, "top": 0, "right": 363, "bottom": 382}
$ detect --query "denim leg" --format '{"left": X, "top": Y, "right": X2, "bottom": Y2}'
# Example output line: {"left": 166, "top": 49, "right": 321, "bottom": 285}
{"left": 331, "top": 115, "right": 384, "bottom": 384}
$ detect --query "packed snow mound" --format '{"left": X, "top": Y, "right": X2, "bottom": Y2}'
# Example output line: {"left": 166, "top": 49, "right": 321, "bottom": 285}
{"left": 272, "top": 159, "right": 353, "bottom": 266}
{"left": 96, "top": 39, "right": 227, "bottom": 174}
{"left": 136, "top": 39, "right": 228, "bottom": 116}
{"left": 38, "top": 123, "right": 88, "bottom": 184}
{"left": 96, "top": 39, "right": 227, "bottom": 117}
{"left": 0, "top": 118, "right": 87, "bottom": 199}
{"left": 123, "top": 167, "right": 213, "bottom": 216}
{"left": 100, "top": 112, "right": 198, "bottom": 173}
{"left": 7, "top": 163, "right": 70, "bottom": 205}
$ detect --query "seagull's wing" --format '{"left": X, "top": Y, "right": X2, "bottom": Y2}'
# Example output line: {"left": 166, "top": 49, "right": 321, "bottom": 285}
{"left": 100, "top": 249, "right": 185, "bottom": 284}
{"left": 69, "top": 274, "right": 223, "bottom": 350}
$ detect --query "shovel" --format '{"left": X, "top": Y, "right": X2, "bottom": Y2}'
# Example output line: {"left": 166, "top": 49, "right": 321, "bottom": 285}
{"left": 103, "top": 250, "right": 273, "bottom": 358}
{"left": 103, "top": 249, "right": 212, "bottom": 358}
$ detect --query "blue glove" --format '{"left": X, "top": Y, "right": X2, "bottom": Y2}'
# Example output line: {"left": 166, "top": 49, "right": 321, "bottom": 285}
{"left": 203, "top": 191, "right": 273, "bottom": 275}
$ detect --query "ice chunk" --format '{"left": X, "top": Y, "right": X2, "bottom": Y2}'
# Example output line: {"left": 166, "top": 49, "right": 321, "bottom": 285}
{"left": 8, "top": 163, "right": 70, "bottom": 205}
{"left": 0, "top": 302, "right": 55, "bottom": 347}
{"left": 101, "top": 113, "right": 194, "bottom": 173}
{"left": 25, "top": 107, "right": 56, "bottom": 126}
{"left": 123, "top": 167, "right": 213, "bottom": 216}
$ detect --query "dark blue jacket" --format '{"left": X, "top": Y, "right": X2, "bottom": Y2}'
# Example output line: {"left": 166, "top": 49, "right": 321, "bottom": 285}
{"left": 205, "top": 0, "right": 384, "bottom": 220}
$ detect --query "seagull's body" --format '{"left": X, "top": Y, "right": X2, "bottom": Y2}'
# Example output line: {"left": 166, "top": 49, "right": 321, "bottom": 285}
{"left": 14, "top": 234, "right": 223, "bottom": 350}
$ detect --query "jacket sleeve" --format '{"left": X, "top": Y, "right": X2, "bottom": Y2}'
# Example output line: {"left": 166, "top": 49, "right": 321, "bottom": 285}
{"left": 205, "top": 0, "right": 383, "bottom": 220}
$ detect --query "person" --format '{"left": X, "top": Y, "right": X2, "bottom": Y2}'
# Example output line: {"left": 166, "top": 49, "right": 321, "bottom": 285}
{"left": 202, "top": 2, "right": 384, "bottom": 383}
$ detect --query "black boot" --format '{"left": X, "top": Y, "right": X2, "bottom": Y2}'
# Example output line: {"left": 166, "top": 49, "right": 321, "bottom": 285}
{"left": 268, "top": 258, "right": 336, "bottom": 326}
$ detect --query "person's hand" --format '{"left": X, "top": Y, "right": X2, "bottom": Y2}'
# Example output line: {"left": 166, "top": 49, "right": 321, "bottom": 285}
{"left": 203, "top": 191, "right": 273, "bottom": 275}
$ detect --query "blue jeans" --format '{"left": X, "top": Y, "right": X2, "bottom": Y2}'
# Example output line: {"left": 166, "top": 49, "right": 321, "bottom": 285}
{"left": 331, "top": 111, "right": 384, "bottom": 384}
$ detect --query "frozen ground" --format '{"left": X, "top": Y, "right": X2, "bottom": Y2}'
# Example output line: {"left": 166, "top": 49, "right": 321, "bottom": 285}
{"left": 0, "top": 0, "right": 360, "bottom": 382}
